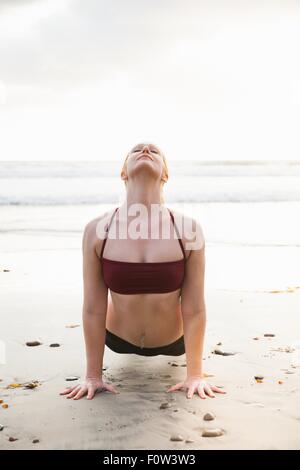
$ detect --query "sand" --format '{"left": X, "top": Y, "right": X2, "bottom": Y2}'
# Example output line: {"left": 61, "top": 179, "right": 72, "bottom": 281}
{"left": 1, "top": 243, "right": 300, "bottom": 450}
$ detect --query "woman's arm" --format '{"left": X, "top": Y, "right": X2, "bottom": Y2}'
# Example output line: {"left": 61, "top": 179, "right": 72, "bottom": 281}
{"left": 180, "top": 220, "right": 206, "bottom": 378}
{"left": 59, "top": 215, "right": 118, "bottom": 400}
{"left": 167, "top": 217, "right": 226, "bottom": 399}
{"left": 82, "top": 217, "right": 108, "bottom": 378}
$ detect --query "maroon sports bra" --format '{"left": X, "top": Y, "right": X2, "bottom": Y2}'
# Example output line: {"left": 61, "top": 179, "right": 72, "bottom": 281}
{"left": 100, "top": 207, "right": 186, "bottom": 294}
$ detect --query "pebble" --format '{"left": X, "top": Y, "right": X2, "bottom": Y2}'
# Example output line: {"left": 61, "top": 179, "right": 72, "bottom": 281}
{"left": 185, "top": 438, "right": 195, "bottom": 443}
{"left": 160, "top": 402, "right": 171, "bottom": 409}
{"left": 170, "top": 434, "right": 184, "bottom": 442}
{"left": 212, "top": 348, "right": 237, "bottom": 356}
{"left": 9, "top": 437, "right": 18, "bottom": 442}
{"left": 202, "top": 428, "right": 224, "bottom": 437}
{"left": 2, "top": 404, "right": 8, "bottom": 409}
{"left": 170, "top": 362, "right": 179, "bottom": 367}
{"left": 3, "top": 269, "right": 10, "bottom": 272}
{"left": 24, "top": 381, "right": 40, "bottom": 389}
{"left": 253, "top": 337, "right": 260, "bottom": 340}
{"left": 271, "top": 346, "right": 295, "bottom": 353}
{"left": 66, "top": 376, "right": 80, "bottom": 381}
{"left": 203, "top": 412, "right": 215, "bottom": 421}
{"left": 26, "top": 341, "right": 42, "bottom": 347}
{"left": 65, "top": 324, "right": 80, "bottom": 328}
{"left": 7, "top": 383, "right": 21, "bottom": 388}
{"left": 254, "top": 375, "right": 264, "bottom": 381}
{"left": 217, "top": 342, "right": 222, "bottom": 346}
{"left": 32, "top": 439, "right": 40, "bottom": 444}
{"left": 264, "top": 333, "right": 275, "bottom": 337}
{"left": 0, "top": 424, "right": 4, "bottom": 431}
{"left": 49, "top": 343, "right": 60, "bottom": 347}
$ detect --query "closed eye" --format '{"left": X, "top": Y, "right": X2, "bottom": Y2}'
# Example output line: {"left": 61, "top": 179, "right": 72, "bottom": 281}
{"left": 132, "top": 148, "right": 159, "bottom": 154}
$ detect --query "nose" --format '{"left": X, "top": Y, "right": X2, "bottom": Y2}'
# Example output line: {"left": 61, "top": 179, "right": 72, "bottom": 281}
{"left": 141, "top": 145, "right": 150, "bottom": 154}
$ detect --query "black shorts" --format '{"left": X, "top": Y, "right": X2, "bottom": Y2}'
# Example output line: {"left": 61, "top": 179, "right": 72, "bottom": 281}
{"left": 105, "top": 328, "right": 185, "bottom": 357}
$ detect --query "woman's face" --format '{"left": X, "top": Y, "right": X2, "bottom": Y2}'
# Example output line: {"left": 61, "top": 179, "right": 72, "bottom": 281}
{"left": 122, "top": 143, "right": 167, "bottom": 183}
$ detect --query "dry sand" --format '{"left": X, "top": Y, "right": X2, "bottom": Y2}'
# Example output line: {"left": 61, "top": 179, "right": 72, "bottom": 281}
{"left": 1, "top": 246, "right": 300, "bottom": 450}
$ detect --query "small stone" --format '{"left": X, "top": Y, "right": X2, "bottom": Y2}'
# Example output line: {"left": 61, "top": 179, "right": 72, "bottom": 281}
{"left": 161, "top": 374, "right": 172, "bottom": 378}
{"left": 3, "top": 269, "right": 10, "bottom": 272}
{"left": 49, "top": 343, "right": 60, "bottom": 347}
{"left": 264, "top": 334, "right": 275, "bottom": 337}
{"left": 170, "top": 434, "right": 184, "bottom": 442}
{"left": 212, "top": 348, "right": 237, "bottom": 356}
{"left": 180, "top": 363, "right": 187, "bottom": 367}
{"left": 170, "top": 362, "right": 179, "bottom": 367}
{"left": 24, "top": 381, "right": 40, "bottom": 389}
{"left": 217, "top": 342, "right": 222, "bottom": 346}
{"left": 65, "top": 324, "right": 80, "bottom": 328}
{"left": 202, "top": 428, "right": 224, "bottom": 437}
{"left": 32, "top": 439, "right": 40, "bottom": 444}
{"left": 0, "top": 424, "right": 4, "bottom": 431}
{"left": 278, "top": 380, "right": 283, "bottom": 384}
{"left": 160, "top": 402, "right": 171, "bottom": 409}
{"left": 254, "top": 375, "right": 264, "bottom": 381}
{"left": 203, "top": 412, "right": 215, "bottom": 421}
{"left": 2, "top": 404, "right": 8, "bottom": 409}
{"left": 0, "top": 400, "right": 3, "bottom": 404}
{"left": 253, "top": 337, "right": 260, "bottom": 340}
{"left": 26, "top": 341, "right": 42, "bottom": 347}
{"left": 185, "top": 438, "right": 195, "bottom": 443}
{"left": 66, "top": 376, "right": 79, "bottom": 381}
{"left": 9, "top": 437, "right": 18, "bottom": 442}
{"left": 173, "top": 409, "right": 179, "bottom": 412}
{"left": 7, "top": 383, "right": 21, "bottom": 388}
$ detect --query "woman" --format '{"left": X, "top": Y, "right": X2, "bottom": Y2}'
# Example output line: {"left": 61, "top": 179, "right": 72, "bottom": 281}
{"left": 60, "top": 143, "right": 226, "bottom": 401}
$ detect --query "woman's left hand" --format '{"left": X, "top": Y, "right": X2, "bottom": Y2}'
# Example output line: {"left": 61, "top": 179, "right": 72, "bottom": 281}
{"left": 166, "top": 375, "right": 226, "bottom": 399}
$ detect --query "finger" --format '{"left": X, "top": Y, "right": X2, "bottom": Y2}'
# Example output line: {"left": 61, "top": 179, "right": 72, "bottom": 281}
{"left": 167, "top": 383, "right": 184, "bottom": 393}
{"left": 73, "top": 388, "right": 87, "bottom": 400}
{"left": 187, "top": 386, "right": 196, "bottom": 399}
{"left": 204, "top": 385, "right": 215, "bottom": 398}
{"left": 66, "top": 386, "right": 81, "bottom": 398}
{"left": 211, "top": 385, "right": 227, "bottom": 394}
{"left": 197, "top": 386, "right": 206, "bottom": 399}
{"left": 86, "top": 386, "right": 97, "bottom": 400}
{"left": 59, "top": 387, "right": 73, "bottom": 395}
{"left": 103, "top": 383, "right": 118, "bottom": 394}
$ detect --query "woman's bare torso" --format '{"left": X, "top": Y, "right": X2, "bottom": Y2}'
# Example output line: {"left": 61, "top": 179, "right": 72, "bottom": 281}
{"left": 95, "top": 208, "right": 190, "bottom": 348}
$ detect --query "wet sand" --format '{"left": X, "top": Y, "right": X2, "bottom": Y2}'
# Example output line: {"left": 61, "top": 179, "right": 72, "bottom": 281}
{"left": 1, "top": 243, "right": 300, "bottom": 450}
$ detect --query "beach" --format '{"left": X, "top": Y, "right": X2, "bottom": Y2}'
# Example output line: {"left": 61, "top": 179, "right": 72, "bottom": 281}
{"left": 1, "top": 199, "right": 300, "bottom": 450}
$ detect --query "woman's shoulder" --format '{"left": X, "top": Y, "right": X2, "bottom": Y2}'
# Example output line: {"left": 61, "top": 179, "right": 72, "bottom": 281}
{"left": 169, "top": 207, "right": 205, "bottom": 252}
{"left": 83, "top": 208, "right": 117, "bottom": 242}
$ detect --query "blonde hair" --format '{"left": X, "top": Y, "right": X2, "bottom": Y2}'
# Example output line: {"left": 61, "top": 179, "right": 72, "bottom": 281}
{"left": 121, "top": 147, "right": 169, "bottom": 204}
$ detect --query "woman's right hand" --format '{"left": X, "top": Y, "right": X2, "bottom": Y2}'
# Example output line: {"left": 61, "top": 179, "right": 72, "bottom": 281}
{"left": 59, "top": 377, "right": 119, "bottom": 400}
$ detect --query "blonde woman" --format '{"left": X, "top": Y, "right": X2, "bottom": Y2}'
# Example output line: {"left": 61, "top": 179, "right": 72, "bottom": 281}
{"left": 60, "top": 143, "right": 226, "bottom": 401}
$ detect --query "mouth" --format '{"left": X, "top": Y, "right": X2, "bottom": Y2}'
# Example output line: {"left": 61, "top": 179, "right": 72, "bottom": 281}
{"left": 137, "top": 154, "right": 153, "bottom": 161}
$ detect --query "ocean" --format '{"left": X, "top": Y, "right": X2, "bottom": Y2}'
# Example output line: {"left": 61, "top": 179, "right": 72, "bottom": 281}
{"left": 1, "top": 160, "right": 300, "bottom": 206}
{"left": 1, "top": 160, "right": 299, "bottom": 290}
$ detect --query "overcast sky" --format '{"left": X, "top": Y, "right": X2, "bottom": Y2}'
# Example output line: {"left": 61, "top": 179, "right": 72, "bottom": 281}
{"left": 0, "top": 0, "right": 299, "bottom": 161}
